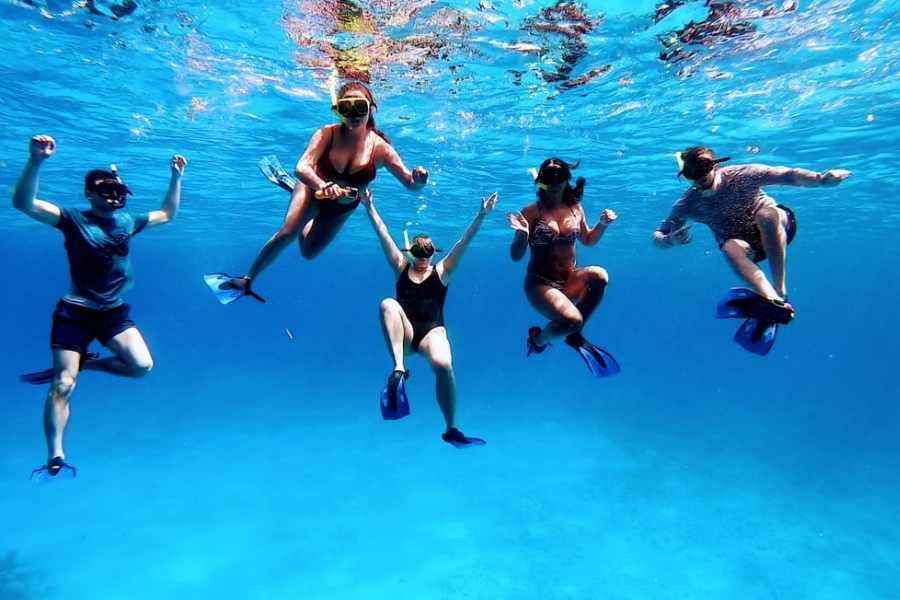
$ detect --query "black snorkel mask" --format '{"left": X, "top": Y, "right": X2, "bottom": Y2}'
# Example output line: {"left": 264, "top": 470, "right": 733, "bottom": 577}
{"left": 87, "top": 164, "right": 132, "bottom": 210}
{"left": 535, "top": 159, "right": 573, "bottom": 190}
{"left": 405, "top": 241, "right": 443, "bottom": 259}
{"left": 675, "top": 151, "right": 731, "bottom": 183}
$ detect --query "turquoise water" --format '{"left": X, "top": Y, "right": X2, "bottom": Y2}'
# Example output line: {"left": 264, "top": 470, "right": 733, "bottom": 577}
{"left": 2, "top": 1, "right": 899, "bottom": 598}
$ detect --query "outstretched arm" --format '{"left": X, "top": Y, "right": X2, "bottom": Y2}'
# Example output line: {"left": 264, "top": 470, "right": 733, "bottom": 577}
{"left": 12, "top": 135, "right": 62, "bottom": 227}
{"left": 438, "top": 192, "right": 498, "bottom": 285}
{"left": 361, "top": 191, "right": 406, "bottom": 276}
{"left": 581, "top": 207, "right": 617, "bottom": 247}
{"left": 750, "top": 164, "right": 852, "bottom": 188}
{"left": 146, "top": 155, "right": 187, "bottom": 227}
{"left": 378, "top": 141, "right": 429, "bottom": 191}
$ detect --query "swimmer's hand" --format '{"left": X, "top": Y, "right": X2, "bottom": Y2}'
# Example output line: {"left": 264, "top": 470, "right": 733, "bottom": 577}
{"left": 360, "top": 189, "right": 374, "bottom": 208}
{"left": 412, "top": 166, "right": 429, "bottom": 186}
{"left": 171, "top": 155, "right": 187, "bottom": 177}
{"left": 507, "top": 211, "right": 529, "bottom": 236}
{"left": 599, "top": 208, "right": 618, "bottom": 226}
{"left": 653, "top": 225, "right": 691, "bottom": 248}
{"left": 479, "top": 191, "right": 499, "bottom": 216}
{"left": 821, "top": 169, "right": 851, "bottom": 186}
{"left": 317, "top": 181, "right": 342, "bottom": 200}
{"left": 29, "top": 135, "right": 56, "bottom": 162}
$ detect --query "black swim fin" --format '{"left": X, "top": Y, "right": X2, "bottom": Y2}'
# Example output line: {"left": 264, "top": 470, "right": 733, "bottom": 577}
{"left": 442, "top": 427, "right": 486, "bottom": 449}
{"left": 203, "top": 273, "right": 266, "bottom": 305}
{"left": 526, "top": 326, "right": 549, "bottom": 357}
{"left": 258, "top": 155, "right": 296, "bottom": 193}
{"left": 733, "top": 318, "right": 779, "bottom": 356}
{"left": 380, "top": 370, "right": 410, "bottom": 420}
{"left": 565, "top": 332, "right": 621, "bottom": 377}
{"left": 30, "top": 456, "right": 77, "bottom": 482}
{"left": 20, "top": 352, "right": 99, "bottom": 385}
{"left": 717, "top": 287, "right": 793, "bottom": 325}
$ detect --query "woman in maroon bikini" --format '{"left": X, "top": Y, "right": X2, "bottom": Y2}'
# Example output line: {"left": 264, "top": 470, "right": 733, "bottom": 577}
{"left": 209, "top": 82, "right": 428, "bottom": 302}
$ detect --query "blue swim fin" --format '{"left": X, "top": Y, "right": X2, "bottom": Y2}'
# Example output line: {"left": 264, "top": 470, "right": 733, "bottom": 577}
{"left": 442, "top": 427, "right": 486, "bottom": 449}
{"left": 734, "top": 318, "right": 778, "bottom": 356}
{"left": 717, "top": 287, "right": 793, "bottom": 325}
{"left": 31, "top": 457, "right": 76, "bottom": 483}
{"left": 565, "top": 333, "right": 621, "bottom": 377}
{"left": 258, "top": 155, "right": 296, "bottom": 193}
{"left": 203, "top": 273, "right": 265, "bottom": 305}
{"left": 380, "top": 370, "right": 410, "bottom": 420}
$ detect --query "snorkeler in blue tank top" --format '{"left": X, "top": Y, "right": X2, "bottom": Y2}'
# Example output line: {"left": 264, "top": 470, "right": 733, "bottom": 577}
{"left": 12, "top": 134, "right": 188, "bottom": 480}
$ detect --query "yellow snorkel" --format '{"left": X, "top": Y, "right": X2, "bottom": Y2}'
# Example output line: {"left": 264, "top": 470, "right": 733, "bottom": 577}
{"left": 328, "top": 70, "right": 339, "bottom": 112}
{"left": 402, "top": 229, "right": 413, "bottom": 259}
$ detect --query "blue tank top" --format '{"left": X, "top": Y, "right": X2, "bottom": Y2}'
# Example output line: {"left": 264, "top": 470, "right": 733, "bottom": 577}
{"left": 55, "top": 207, "right": 149, "bottom": 309}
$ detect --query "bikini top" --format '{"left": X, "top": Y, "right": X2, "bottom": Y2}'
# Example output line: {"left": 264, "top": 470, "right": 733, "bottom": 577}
{"left": 315, "top": 126, "right": 378, "bottom": 188}
{"left": 529, "top": 207, "right": 579, "bottom": 247}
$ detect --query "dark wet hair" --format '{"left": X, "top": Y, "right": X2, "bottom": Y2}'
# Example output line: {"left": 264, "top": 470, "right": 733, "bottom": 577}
{"left": 536, "top": 157, "right": 585, "bottom": 207}
{"left": 84, "top": 169, "right": 117, "bottom": 193}
{"left": 679, "top": 146, "right": 730, "bottom": 180}
{"left": 336, "top": 81, "right": 390, "bottom": 143}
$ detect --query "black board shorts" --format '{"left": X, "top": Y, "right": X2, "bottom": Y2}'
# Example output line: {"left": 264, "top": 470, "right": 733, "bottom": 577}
{"left": 719, "top": 204, "right": 798, "bottom": 263}
{"left": 50, "top": 300, "right": 136, "bottom": 355}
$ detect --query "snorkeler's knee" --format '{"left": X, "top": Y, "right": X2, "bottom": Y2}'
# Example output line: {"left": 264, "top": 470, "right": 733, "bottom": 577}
{"left": 132, "top": 357, "right": 153, "bottom": 377}
{"left": 380, "top": 298, "right": 401, "bottom": 315}
{"left": 429, "top": 356, "right": 453, "bottom": 374}
{"left": 559, "top": 312, "right": 584, "bottom": 331}
{"left": 276, "top": 222, "right": 301, "bottom": 242}
{"left": 52, "top": 373, "right": 77, "bottom": 398}
{"left": 720, "top": 239, "right": 746, "bottom": 258}
{"left": 585, "top": 266, "right": 609, "bottom": 285}
{"left": 754, "top": 206, "right": 781, "bottom": 228}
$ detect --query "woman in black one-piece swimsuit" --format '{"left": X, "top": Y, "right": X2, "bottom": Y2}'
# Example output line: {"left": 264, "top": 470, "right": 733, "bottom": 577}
{"left": 361, "top": 189, "right": 498, "bottom": 448}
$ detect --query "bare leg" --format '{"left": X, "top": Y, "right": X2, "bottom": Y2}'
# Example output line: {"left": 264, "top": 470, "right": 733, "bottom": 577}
{"left": 379, "top": 298, "right": 413, "bottom": 372}
{"left": 82, "top": 327, "right": 154, "bottom": 378}
{"left": 721, "top": 239, "right": 779, "bottom": 300}
{"left": 755, "top": 206, "right": 788, "bottom": 298}
{"left": 246, "top": 185, "right": 315, "bottom": 280}
{"left": 562, "top": 266, "right": 609, "bottom": 328}
{"left": 525, "top": 279, "right": 583, "bottom": 346}
{"left": 299, "top": 207, "right": 355, "bottom": 259}
{"left": 44, "top": 349, "right": 80, "bottom": 462}
{"left": 417, "top": 327, "right": 456, "bottom": 430}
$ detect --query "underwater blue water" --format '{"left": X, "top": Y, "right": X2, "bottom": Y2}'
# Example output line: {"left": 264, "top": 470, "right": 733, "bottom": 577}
{"left": 1, "top": 0, "right": 899, "bottom": 598}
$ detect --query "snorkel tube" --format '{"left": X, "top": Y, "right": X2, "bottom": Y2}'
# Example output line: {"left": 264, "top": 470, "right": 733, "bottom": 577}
{"left": 674, "top": 151, "right": 686, "bottom": 176}
{"left": 329, "top": 70, "right": 345, "bottom": 124}
{"left": 403, "top": 229, "right": 413, "bottom": 259}
{"left": 106, "top": 163, "right": 129, "bottom": 209}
